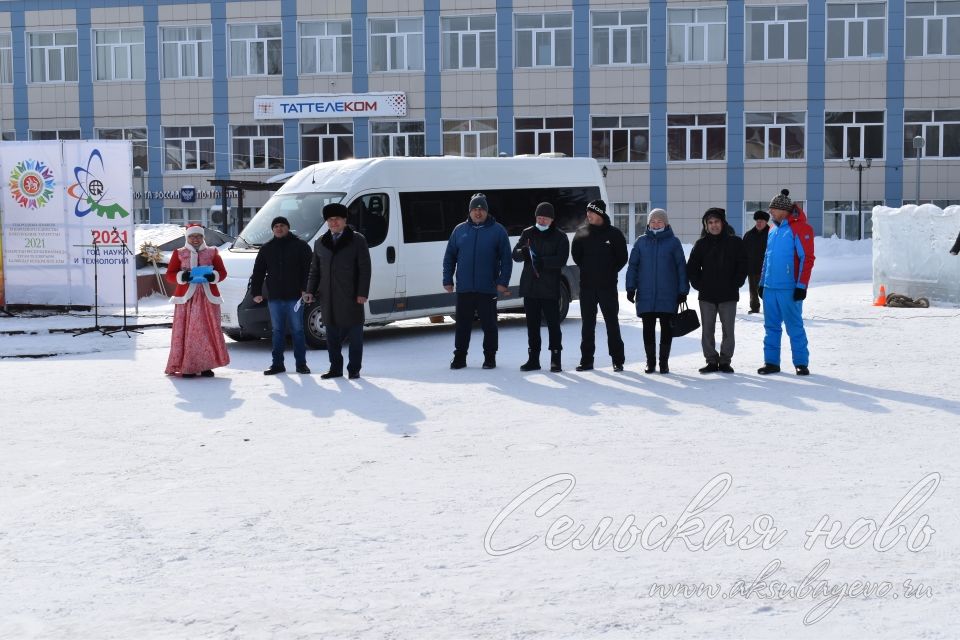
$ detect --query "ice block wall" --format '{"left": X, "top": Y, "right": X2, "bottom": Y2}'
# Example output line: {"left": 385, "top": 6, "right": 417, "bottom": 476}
{"left": 872, "top": 205, "right": 960, "bottom": 305}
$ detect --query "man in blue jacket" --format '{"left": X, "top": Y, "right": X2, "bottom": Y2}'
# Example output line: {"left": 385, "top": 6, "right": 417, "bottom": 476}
{"left": 443, "top": 193, "right": 513, "bottom": 369}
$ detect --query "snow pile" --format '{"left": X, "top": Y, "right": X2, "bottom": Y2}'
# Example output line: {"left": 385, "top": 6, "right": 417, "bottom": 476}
{"left": 872, "top": 204, "right": 960, "bottom": 304}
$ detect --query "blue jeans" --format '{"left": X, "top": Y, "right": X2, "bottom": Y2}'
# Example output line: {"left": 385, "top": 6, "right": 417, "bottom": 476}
{"left": 325, "top": 324, "right": 363, "bottom": 375}
{"left": 268, "top": 299, "right": 307, "bottom": 368}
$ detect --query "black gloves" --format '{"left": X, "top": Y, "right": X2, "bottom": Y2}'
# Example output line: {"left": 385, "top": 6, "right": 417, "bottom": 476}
{"left": 677, "top": 293, "right": 687, "bottom": 305}
{"left": 626, "top": 289, "right": 636, "bottom": 303}
{"left": 793, "top": 287, "right": 807, "bottom": 301}
{"left": 204, "top": 273, "right": 216, "bottom": 283}
{"left": 758, "top": 286, "right": 764, "bottom": 299}
{"left": 181, "top": 269, "right": 191, "bottom": 281}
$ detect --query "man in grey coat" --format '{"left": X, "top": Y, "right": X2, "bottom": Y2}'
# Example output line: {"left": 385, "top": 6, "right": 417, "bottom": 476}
{"left": 304, "top": 203, "right": 372, "bottom": 379}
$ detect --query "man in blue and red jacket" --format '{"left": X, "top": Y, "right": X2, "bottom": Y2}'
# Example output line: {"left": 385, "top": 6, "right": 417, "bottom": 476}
{"left": 757, "top": 189, "right": 816, "bottom": 376}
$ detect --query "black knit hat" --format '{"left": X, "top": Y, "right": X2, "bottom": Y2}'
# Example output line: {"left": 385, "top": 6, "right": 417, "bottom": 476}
{"left": 534, "top": 202, "right": 555, "bottom": 219}
{"left": 469, "top": 193, "right": 488, "bottom": 211}
{"left": 323, "top": 203, "right": 349, "bottom": 220}
{"left": 769, "top": 189, "right": 793, "bottom": 212}
{"left": 587, "top": 199, "right": 606, "bottom": 215}
{"left": 753, "top": 210, "right": 771, "bottom": 221}
{"left": 271, "top": 216, "right": 290, "bottom": 228}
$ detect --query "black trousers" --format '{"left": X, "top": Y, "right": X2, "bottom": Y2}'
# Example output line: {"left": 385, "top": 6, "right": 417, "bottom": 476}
{"left": 454, "top": 292, "right": 499, "bottom": 354}
{"left": 524, "top": 296, "right": 562, "bottom": 352}
{"left": 579, "top": 286, "right": 624, "bottom": 364}
{"left": 748, "top": 273, "right": 762, "bottom": 312}
{"left": 640, "top": 312, "right": 674, "bottom": 362}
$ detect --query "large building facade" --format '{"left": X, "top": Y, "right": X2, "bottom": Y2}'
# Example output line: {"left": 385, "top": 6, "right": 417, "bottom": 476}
{"left": 0, "top": 0, "right": 958, "bottom": 242}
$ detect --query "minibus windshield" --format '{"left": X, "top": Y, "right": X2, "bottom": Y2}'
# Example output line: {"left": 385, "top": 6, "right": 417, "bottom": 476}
{"left": 234, "top": 192, "right": 345, "bottom": 248}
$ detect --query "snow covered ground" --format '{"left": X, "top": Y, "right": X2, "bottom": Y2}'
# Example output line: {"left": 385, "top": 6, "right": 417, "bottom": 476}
{"left": 1, "top": 238, "right": 959, "bottom": 639}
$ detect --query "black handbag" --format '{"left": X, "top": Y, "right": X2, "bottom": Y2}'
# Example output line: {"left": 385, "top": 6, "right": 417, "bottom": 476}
{"left": 671, "top": 302, "right": 700, "bottom": 337}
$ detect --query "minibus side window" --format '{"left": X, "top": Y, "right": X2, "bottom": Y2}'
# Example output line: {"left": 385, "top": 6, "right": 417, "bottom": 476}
{"left": 348, "top": 193, "right": 389, "bottom": 247}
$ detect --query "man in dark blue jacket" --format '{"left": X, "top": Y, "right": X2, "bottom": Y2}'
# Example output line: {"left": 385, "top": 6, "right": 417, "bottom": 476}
{"left": 442, "top": 193, "right": 512, "bottom": 369}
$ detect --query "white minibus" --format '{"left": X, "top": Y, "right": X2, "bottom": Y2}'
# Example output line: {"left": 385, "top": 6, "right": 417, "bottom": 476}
{"left": 219, "top": 155, "right": 607, "bottom": 347}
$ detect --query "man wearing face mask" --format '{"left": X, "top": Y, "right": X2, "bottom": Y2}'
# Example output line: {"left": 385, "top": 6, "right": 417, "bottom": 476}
{"left": 512, "top": 202, "right": 570, "bottom": 372}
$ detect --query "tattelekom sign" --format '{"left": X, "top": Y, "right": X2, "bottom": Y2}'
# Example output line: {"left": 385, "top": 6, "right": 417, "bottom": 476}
{"left": 254, "top": 92, "right": 407, "bottom": 120}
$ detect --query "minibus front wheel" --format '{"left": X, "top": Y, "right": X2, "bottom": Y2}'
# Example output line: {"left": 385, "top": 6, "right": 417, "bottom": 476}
{"left": 304, "top": 302, "right": 327, "bottom": 349}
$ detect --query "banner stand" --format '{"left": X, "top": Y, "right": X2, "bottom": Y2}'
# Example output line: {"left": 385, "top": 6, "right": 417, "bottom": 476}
{"left": 71, "top": 241, "right": 110, "bottom": 337}
{"left": 103, "top": 229, "right": 142, "bottom": 337}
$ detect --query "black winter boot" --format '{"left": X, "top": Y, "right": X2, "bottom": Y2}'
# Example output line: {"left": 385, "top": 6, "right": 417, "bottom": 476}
{"left": 450, "top": 351, "right": 467, "bottom": 369}
{"left": 659, "top": 344, "right": 671, "bottom": 374}
{"left": 757, "top": 363, "right": 781, "bottom": 375}
{"left": 644, "top": 342, "right": 656, "bottom": 374}
{"left": 549, "top": 349, "right": 562, "bottom": 372}
{"left": 482, "top": 351, "right": 497, "bottom": 369}
{"left": 520, "top": 350, "right": 541, "bottom": 371}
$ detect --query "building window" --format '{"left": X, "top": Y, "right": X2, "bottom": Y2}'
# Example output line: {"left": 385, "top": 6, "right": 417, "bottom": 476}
{"left": 28, "top": 31, "right": 78, "bottom": 83}
{"left": 515, "top": 13, "right": 573, "bottom": 68}
{"left": 165, "top": 207, "right": 211, "bottom": 227}
{"left": 515, "top": 117, "right": 573, "bottom": 156}
{"left": 163, "top": 125, "right": 215, "bottom": 171}
{"left": 441, "top": 15, "right": 496, "bottom": 70}
{"left": 369, "top": 18, "right": 424, "bottom": 72}
{"left": 667, "top": 114, "right": 726, "bottom": 161}
{"left": 823, "top": 200, "right": 882, "bottom": 239}
{"left": 94, "top": 28, "right": 144, "bottom": 81}
{"left": 1, "top": 131, "right": 14, "bottom": 141}
{"left": 904, "top": 110, "right": 960, "bottom": 157}
{"left": 301, "top": 122, "right": 354, "bottom": 165}
{"left": 591, "top": 10, "right": 648, "bottom": 65}
{"left": 746, "top": 5, "right": 807, "bottom": 61}
{"left": 160, "top": 26, "right": 212, "bottom": 79}
{"left": 745, "top": 112, "right": 806, "bottom": 160}
{"left": 824, "top": 111, "right": 884, "bottom": 159}
{"left": 0, "top": 33, "right": 13, "bottom": 84}
{"left": 229, "top": 23, "right": 282, "bottom": 76}
{"left": 592, "top": 116, "right": 649, "bottom": 163}
{"left": 30, "top": 129, "right": 81, "bottom": 140}
{"left": 97, "top": 127, "right": 149, "bottom": 172}
{"left": 612, "top": 202, "right": 649, "bottom": 241}
{"left": 906, "top": 1, "right": 960, "bottom": 57}
{"left": 827, "top": 2, "right": 886, "bottom": 59}
{"left": 667, "top": 7, "right": 726, "bottom": 63}
{"left": 232, "top": 124, "right": 284, "bottom": 170}
{"left": 371, "top": 121, "right": 425, "bottom": 157}
{"left": 442, "top": 118, "right": 498, "bottom": 157}
{"left": 299, "top": 20, "right": 352, "bottom": 74}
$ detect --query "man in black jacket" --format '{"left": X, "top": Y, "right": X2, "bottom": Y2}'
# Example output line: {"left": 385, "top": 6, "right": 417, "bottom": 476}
{"left": 304, "top": 203, "right": 372, "bottom": 380}
{"left": 251, "top": 216, "right": 314, "bottom": 375}
{"left": 512, "top": 202, "right": 570, "bottom": 372}
{"left": 571, "top": 199, "right": 628, "bottom": 371}
{"left": 687, "top": 208, "right": 748, "bottom": 374}
{"left": 742, "top": 210, "right": 770, "bottom": 314}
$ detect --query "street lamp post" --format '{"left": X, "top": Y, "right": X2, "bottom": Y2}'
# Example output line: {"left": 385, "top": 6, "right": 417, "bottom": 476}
{"left": 848, "top": 157, "right": 872, "bottom": 240}
{"left": 133, "top": 166, "right": 146, "bottom": 223}
{"left": 912, "top": 135, "right": 924, "bottom": 205}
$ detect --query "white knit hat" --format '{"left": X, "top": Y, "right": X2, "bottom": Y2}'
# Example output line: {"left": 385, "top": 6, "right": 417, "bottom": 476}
{"left": 184, "top": 224, "right": 205, "bottom": 238}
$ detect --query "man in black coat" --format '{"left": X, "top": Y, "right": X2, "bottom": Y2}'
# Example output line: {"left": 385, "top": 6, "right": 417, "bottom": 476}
{"left": 511, "top": 202, "right": 570, "bottom": 372}
{"left": 570, "top": 199, "right": 628, "bottom": 371}
{"left": 304, "top": 203, "right": 372, "bottom": 379}
{"left": 686, "top": 208, "right": 748, "bottom": 374}
{"left": 742, "top": 210, "right": 770, "bottom": 314}
{"left": 251, "top": 216, "right": 314, "bottom": 375}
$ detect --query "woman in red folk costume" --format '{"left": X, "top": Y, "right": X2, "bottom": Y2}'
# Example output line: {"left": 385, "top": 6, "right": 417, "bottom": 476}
{"left": 164, "top": 224, "right": 230, "bottom": 378}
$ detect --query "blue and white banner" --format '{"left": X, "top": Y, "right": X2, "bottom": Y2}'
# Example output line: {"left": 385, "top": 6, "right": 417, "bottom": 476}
{"left": 254, "top": 92, "right": 407, "bottom": 120}
{"left": 1, "top": 140, "right": 135, "bottom": 307}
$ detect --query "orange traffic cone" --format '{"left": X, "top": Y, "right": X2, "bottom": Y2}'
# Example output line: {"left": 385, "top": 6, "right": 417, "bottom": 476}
{"left": 873, "top": 285, "right": 887, "bottom": 306}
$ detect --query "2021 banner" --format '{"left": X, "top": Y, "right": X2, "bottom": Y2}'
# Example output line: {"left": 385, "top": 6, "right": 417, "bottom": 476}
{"left": 0, "top": 140, "right": 134, "bottom": 307}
